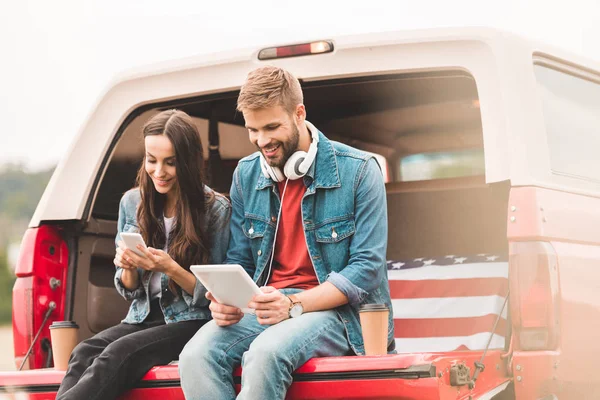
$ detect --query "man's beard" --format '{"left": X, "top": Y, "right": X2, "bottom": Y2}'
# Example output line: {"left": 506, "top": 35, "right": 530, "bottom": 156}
{"left": 261, "top": 123, "right": 300, "bottom": 169}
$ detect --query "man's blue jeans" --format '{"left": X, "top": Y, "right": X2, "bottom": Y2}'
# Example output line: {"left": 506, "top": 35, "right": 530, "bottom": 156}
{"left": 179, "top": 291, "right": 352, "bottom": 400}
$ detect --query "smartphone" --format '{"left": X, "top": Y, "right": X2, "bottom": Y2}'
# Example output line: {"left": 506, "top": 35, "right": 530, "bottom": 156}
{"left": 120, "top": 232, "right": 148, "bottom": 257}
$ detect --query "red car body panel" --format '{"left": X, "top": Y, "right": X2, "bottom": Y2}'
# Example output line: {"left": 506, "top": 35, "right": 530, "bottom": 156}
{"left": 12, "top": 226, "right": 69, "bottom": 370}
{"left": 1, "top": 352, "right": 511, "bottom": 399}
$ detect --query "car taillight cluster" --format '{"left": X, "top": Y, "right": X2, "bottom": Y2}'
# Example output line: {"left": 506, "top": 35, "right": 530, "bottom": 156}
{"left": 13, "top": 225, "right": 68, "bottom": 369}
{"left": 509, "top": 241, "right": 560, "bottom": 350}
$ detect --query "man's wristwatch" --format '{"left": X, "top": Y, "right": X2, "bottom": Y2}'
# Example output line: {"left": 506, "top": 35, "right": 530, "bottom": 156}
{"left": 287, "top": 294, "right": 304, "bottom": 318}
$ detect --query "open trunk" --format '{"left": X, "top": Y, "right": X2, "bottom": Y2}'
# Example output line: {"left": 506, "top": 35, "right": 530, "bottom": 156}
{"left": 5, "top": 70, "right": 514, "bottom": 399}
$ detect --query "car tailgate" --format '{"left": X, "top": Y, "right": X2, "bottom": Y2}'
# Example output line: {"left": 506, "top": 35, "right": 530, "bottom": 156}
{"left": 0, "top": 351, "right": 510, "bottom": 399}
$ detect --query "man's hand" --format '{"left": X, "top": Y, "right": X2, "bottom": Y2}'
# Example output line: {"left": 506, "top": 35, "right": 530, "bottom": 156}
{"left": 248, "top": 286, "right": 291, "bottom": 325}
{"left": 207, "top": 292, "right": 244, "bottom": 327}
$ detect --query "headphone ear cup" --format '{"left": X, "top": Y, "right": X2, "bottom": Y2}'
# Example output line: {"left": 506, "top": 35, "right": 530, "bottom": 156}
{"left": 283, "top": 151, "right": 307, "bottom": 180}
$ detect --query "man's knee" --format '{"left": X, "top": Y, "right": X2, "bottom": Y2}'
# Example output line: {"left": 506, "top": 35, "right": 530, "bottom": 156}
{"left": 179, "top": 330, "right": 219, "bottom": 371}
{"left": 242, "top": 337, "right": 293, "bottom": 372}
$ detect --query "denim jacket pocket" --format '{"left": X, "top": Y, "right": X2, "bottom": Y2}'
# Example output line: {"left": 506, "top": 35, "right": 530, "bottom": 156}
{"left": 242, "top": 215, "right": 268, "bottom": 239}
{"left": 314, "top": 217, "right": 356, "bottom": 271}
{"left": 315, "top": 217, "right": 356, "bottom": 243}
{"left": 242, "top": 215, "right": 269, "bottom": 267}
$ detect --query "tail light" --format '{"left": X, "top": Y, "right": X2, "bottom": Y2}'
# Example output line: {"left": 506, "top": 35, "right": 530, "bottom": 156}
{"left": 509, "top": 241, "right": 560, "bottom": 350}
{"left": 13, "top": 225, "right": 68, "bottom": 369}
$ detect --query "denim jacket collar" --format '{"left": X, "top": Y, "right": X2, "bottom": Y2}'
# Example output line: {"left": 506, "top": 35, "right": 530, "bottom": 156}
{"left": 255, "top": 121, "right": 341, "bottom": 190}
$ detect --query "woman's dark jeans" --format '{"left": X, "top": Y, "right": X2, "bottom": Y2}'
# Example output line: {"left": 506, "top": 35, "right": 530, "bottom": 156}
{"left": 56, "top": 301, "right": 205, "bottom": 400}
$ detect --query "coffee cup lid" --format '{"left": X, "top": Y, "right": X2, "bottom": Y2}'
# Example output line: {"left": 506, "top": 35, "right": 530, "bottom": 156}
{"left": 50, "top": 321, "right": 79, "bottom": 329}
{"left": 359, "top": 304, "right": 388, "bottom": 312}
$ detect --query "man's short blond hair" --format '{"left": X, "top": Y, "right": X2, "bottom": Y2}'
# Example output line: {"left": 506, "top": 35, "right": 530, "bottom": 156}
{"left": 237, "top": 66, "right": 303, "bottom": 115}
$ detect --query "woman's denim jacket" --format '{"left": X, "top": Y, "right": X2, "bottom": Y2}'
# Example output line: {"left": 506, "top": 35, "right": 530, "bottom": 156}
{"left": 226, "top": 127, "right": 394, "bottom": 355}
{"left": 114, "top": 186, "right": 231, "bottom": 324}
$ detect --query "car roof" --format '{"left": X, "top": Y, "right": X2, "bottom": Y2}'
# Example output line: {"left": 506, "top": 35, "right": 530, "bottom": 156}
{"left": 31, "top": 27, "right": 600, "bottom": 226}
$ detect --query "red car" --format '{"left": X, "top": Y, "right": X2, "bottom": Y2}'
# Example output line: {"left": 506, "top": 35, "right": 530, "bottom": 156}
{"left": 3, "top": 27, "right": 600, "bottom": 399}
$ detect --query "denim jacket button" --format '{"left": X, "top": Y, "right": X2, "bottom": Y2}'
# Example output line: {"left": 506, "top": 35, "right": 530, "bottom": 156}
{"left": 271, "top": 216, "right": 277, "bottom": 222}
{"left": 257, "top": 249, "right": 262, "bottom": 256}
{"left": 248, "top": 227, "right": 254, "bottom": 234}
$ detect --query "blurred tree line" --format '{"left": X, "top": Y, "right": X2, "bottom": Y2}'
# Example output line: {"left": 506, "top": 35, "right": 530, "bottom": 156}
{"left": 0, "top": 163, "right": 54, "bottom": 324}
{"left": 0, "top": 251, "right": 12, "bottom": 322}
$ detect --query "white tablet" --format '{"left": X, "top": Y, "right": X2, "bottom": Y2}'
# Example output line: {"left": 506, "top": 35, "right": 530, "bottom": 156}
{"left": 190, "top": 264, "right": 262, "bottom": 314}
{"left": 120, "top": 232, "right": 148, "bottom": 257}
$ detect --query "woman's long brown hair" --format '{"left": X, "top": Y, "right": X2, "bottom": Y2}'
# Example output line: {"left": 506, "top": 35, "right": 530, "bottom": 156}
{"left": 136, "top": 109, "right": 211, "bottom": 294}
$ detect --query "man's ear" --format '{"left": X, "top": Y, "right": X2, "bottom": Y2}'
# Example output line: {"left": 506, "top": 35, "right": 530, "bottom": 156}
{"left": 295, "top": 104, "right": 306, "bottom": 123}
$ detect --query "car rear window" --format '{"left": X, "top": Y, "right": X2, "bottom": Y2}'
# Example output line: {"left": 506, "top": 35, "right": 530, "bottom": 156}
{"left": 92, "top": 71, "right": 483, "bottom": 220}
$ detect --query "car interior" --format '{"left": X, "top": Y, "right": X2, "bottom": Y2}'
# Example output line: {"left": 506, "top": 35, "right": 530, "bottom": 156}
{"left": 73, "top": 70, "right": 509, "bottom": 349}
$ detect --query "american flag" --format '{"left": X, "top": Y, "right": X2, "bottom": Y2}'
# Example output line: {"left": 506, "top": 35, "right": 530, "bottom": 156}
{"left": 387, "top": 254, "right": 509, "bottom": 353}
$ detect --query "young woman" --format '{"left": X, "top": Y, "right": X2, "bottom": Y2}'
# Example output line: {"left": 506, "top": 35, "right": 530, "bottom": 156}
{"left": 56, "top": 109, "right": 231, "bottom": 400}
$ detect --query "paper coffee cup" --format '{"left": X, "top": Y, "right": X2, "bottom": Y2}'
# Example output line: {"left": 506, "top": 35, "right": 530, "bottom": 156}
{"left": 49, "top": 321, "right": 79, "bottom": 371}
{"left": 359, "top": 304, "right": 389, "bottom": 356}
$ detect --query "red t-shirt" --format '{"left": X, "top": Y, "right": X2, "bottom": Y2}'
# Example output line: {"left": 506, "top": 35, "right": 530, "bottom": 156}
{"left": 268, "top": 179, "right": 319, "bottom": 290}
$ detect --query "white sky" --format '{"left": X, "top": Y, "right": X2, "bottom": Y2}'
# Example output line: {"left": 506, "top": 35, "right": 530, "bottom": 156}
{"left": 1, "top": 0, "right": 599, "bottom": 171}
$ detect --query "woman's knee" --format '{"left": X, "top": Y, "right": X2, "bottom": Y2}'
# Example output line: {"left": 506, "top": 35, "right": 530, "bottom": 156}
{"left": 69, "top": 341, "right": 88, "bottom": 359}
{"left": 69, "top": 336, "right": 105, "bottom": 361}
{"left": 101, "top": 330, "right": 169, "bottom": 369}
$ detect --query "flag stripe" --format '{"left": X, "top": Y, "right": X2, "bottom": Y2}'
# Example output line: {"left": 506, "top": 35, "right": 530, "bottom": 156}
{"left": 386, "top": 258, "right": 508, "bottom": 352}
{"left": 393, "top": 314, "right": 507, "bottom": 338}
{"left": 387, "top": 262, "right": 508, "bottom": 281}
{"left": 389, "top": 278, "right": 508, "bottom": 299}
{"left": 392, "top": 295, "right": 508, "bottom": 319}
{"left": 394, "top": 333, "right": 506, "bottom": 353}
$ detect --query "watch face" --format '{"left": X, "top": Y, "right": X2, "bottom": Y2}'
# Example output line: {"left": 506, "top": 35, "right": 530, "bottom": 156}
{"left": 290, "top": 303, "right": 303, "bottom": 318}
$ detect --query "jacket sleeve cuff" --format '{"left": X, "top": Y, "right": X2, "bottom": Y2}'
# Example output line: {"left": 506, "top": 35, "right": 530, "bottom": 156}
{"left": 114, "top": 268, "right": 145, "bottom": 301}
{"left": 326, "top": 271, "right": 369, "bottom": 306}
{"left": 181, "top": 278, "right": 209, "bottom": 308}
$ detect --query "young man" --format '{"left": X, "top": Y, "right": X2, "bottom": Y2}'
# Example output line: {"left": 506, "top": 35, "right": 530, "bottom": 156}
{"left": 179, "top": 66, "right": 394, "bottom": 399}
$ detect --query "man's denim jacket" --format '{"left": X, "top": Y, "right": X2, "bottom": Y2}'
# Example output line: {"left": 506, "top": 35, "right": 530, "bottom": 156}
{"left": 114, "top": 186, "right": 231, "bottom": 324}
{"left": 226, "top": 127, "right": 394, "bottom": 355}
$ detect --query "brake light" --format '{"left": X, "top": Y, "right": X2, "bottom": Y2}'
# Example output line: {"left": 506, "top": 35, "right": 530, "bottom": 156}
{"left": 13, "top": 225, "right": 68, "bottom": 369}
{"left": 258, "top": 41, "right": 334, "bottom": 60}
{"left": 509, "top": 241, "right": 560, "bottom": 350}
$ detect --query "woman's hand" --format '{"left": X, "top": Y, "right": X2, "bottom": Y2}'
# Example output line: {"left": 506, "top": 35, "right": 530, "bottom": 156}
{"left": 114, "top": 241, "right": 138, "bottom": 270}
{"left": 115, "top": 241, "right": 140, "bottom": 291}
{"left": 207, "top": 291, "right": 244, "bottom": 327}
{"left": 124, "top": 245, "right": 176, "bottom": 275}
{"left": 248, "top": 286, "right": 291, "bottom": 325}
{"left": 118, "top": 244, "right": 198, "bottom": 296}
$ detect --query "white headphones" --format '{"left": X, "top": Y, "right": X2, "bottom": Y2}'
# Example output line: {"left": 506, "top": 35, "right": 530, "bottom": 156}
{"left": 259, "top": 121, "right": 319, "bottom": 182}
